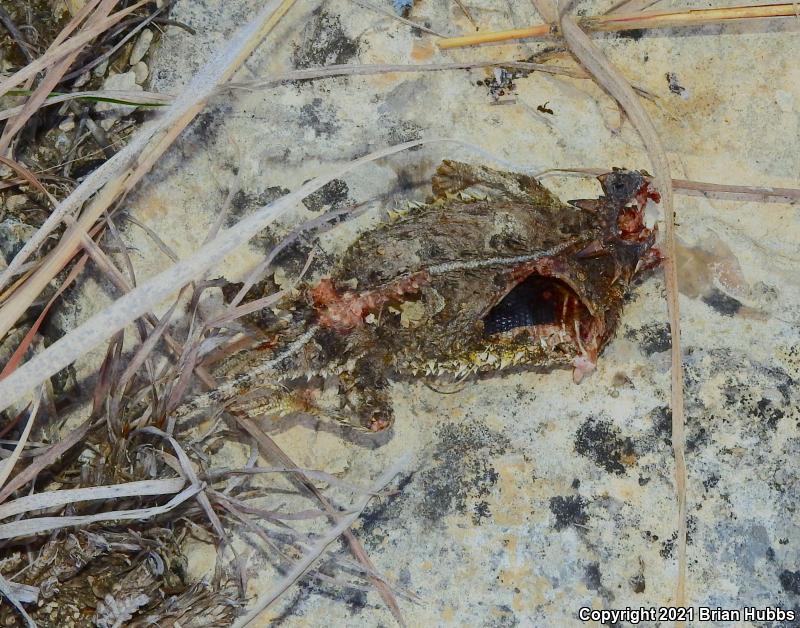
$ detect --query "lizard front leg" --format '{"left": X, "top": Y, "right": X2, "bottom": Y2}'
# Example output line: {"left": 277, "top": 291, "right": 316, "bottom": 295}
{"left": 337, "top": 357, "right": 394, "bottom": 432}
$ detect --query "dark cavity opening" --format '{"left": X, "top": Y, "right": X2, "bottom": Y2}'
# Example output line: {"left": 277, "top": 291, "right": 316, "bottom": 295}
{"left": 483, "top": 275, "right": 579, "bottom": 336}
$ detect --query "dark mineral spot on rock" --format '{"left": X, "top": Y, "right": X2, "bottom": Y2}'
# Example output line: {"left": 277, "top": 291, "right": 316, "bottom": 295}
{"left": 301, "top": 178, "right": 350, "bottom": 212}
{"left": 780, "top": 570, "right": 800, "bottom": 595}
{"left": 630, "top": 570, "right": 646, "bottom": 593}
{"left": 472, "top": 500, "right": 492, "bottom": 525}
{"left": 702, "top": 288, "right": 743, "bottom": 316}
{"left": 549, "top": 495, "right": 589, "bottom": 530}
{"left": 415, "top": 420, "right": 508, "bottom": 524}
{"left": 660, "top": 533, "right": 677, "bottom": 558}
{"left": 187, "top": 103, "right": 232, "bottom": 146}
{"left": 617, "top": 28, "right": 645, "bottom": 40}
{"left": 686, "top": 423, "right": 709, "bottom": 453}
{"left": 702, "top": 474, "right": 720, "bottom": 491}
{"left": 299, "top": 97, "right": 340, "bottom": 138}
{"left": 292, "top": 9, "right": 361, "bottom": 69}
{"left": 625, "top": 322, "right": 671, "bottom": 355}
{"left": 585, "top": 562, "right": 602, "bottom": 590}
{"left": 648, "top": 405, "right": 672, "bottom": 446}
{"left": 228, "top": 186, "right": 290, "bottom": 227}
{"left": 575, "top": 417, "right": 637, "bottom": 475}
{"left": 358, "top": 472, "right": 415, "bottom": 550}
{"left": 665, "top": 72, "right": 687, "bottom": 97}
{"left": 488, "top": 605, "right": 519, "bottom": 628}
{"left": 754, "top": 397, "right": 785, "bottom": 430}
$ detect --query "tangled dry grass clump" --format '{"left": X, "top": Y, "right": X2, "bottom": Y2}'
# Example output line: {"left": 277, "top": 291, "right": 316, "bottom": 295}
{"left": 0, "top": 0, "right": 798, "bottom": 626}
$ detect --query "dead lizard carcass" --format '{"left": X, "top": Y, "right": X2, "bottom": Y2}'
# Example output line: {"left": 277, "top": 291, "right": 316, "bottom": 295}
{"left": 180, "top": 160, "right": 660, "bottom": 432}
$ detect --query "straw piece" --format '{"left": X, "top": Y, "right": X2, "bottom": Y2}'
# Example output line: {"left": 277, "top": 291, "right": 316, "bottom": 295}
{"left": 232, "top": 454, "right": 411, "bottom": 627}
{"left": 558, "top": 13, "right": 687, "bottom": 612}
{"left": 0, "top": 477, "right": 185, "bottom": 520}
{"left": 438, "top": 2, "right": 800, "bottom": 48}
{"left": 0, "top": 388, "right": 41, "bottom": 492}
{"left": 0, "top": 485, "right": 201, "bottom": 540}
{"left": 0, "top": 0, "right": 299, "bottom": 325}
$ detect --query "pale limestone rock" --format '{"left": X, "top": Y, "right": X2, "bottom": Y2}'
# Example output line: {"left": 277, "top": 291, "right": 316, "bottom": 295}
{"left": 132, "top": 61, "right": 149, "bottom": 84}
{"left": 129, "top": 29, "right": 153, "bottom": 65}
{"left": 95, "top": 71, "right": 142, "bottom": 130}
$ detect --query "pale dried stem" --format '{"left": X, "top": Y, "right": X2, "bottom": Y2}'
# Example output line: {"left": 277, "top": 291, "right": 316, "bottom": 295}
{"left": 0, "top": 0, "right": 150, "bottom": 98}
{"left": 0, "top": 388, "right": 41, "bottom": 491}
{"left": 440, "top": 2, "right": 800, "bottom": 48}
{"left": 0, "top": 0, "right": 299, "bottom": 335}
{"left": 0, "top": 477, "right": 185, "bottom": 521}
{"left": 0, "top": 0, "right": 118, "bottom": 155}
{"left": 231, "top": 454, "right": 411, "bottom": 627}
{"left": 535, "top": 167, "right": 800, "bottom": 202}
{"left": 557, "top": 13, "right": 687, "bottom": 613}
{"left": 0, "top": 90, "right": 172, "bottom": 122}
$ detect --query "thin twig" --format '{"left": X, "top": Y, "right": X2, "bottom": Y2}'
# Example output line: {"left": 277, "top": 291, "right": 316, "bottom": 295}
{"left": 349, "top": 0, "right": 447, "bottom": 37}
{"left": 0, "top": 0, "right": 300, "bottom": 333}
{"left": 0, "top": 6, "right": 34, "bottom": 64}
{"left": 235, "top": 417, "right": 408, "bottom": 626}
{"left": 439, "top": 2, "right": 800, "bottom": 48}
{"left": 534, "top": 167, "right": 800, "bottom": 202}
{"left": 60, "top": 1, "right": 171, "bottom": 82}
{"left": 558, "top": 13, "right": 687, "bottom": 615}
{"left": 232, "top": 454, "right": 410, "bottom": 627}
{"left": 453, "top": 0, "right": 478, "bottom": 30}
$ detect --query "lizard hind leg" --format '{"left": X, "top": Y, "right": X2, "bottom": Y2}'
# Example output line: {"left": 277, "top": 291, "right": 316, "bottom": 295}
{"left": 227, "top": 381, "right": 383, "bottom": 433}
{"left": 227, "top": 383, "right": 325, "bottom": 425}
{"left": 431, "top": 160, "right": 563, "bottom": 206}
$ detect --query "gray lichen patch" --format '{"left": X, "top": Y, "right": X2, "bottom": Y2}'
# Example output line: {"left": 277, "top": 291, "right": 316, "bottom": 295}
{"left": 574, "top": 416, "right": 638, "bottom": 475}
{"left": 292, "top": 8, "right": 361, "bottom": 69}
{"left": 415, "top": 420, "right": 509, "bottom": 524}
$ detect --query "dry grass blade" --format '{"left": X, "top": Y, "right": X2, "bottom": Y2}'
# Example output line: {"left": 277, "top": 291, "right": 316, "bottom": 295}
{"left": 115, "top": 293, "right": 183, "bottom": 395}
{"left": 0, "top": 0, "right": 299, "bottom": 337}
{"left": 0, "top": 90, "right": 171, "bottom": 121}
{"left": 0, "top": 387, "right": 41, "bottom": 491}
{"left": 0, "top": 477, "right": 185, "bottom": 520}
{"left": 0, "top": 484, "right": 201, "bottom": 540}
{"left": 349, "top": 0, "right": 447, "bottom": 37}
{"left": 0, "top": 255, "right": 88, "bottom": 379}
{"left": 0, "top": 156, "right": 56, "bottom": 206}
{"left": 0, "top": 572, "right": 35, "bottom": 628}
{"left": 534, "top": 167, "right": 800, "bottom": 202}
{"left": 439, "top": 2, "right": 800, "bottom": 48}
{"left": 227, "top": 60, "right": 591, "bottom": 89}
{"left": 137, "top": 426, "right": 226, "bottom": 538}
{"left": 207, "top": 466, "right": 383, "bottom": 496}
{"left": 557, "top": 13, "right": 686, "bottom": 613}
{"left": 5, "top": 582, "right": 38, "bottom": 605}
{"left": 0, "top": 416, "right": 95, "bottom": 505}
{"left": 232, "top": 454, "right": 411, "bottom": 627}
{"left": 0, "top": 0, "right": 150, "bottom": 99}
